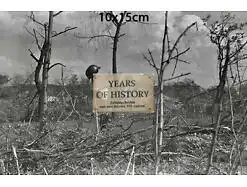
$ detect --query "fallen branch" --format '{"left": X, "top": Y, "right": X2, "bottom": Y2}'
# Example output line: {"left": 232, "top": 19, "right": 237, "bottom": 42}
{"left": 24, "top": 130, "right": 48, "bottom": 149}
{"left": 91, "top": 158, "right": 94, "bottom": 175}
{"left": 23, "top": 148, "right": 51, "bottom": 155}
{"left": 12, "top": 145, "right": 20, "bottom": 175}
{"left": 70, "top": 151, "right": 198, "bottom": 159}
{"left": 125, "top": 146, "right": 135, "bottom": 175}
{"left": 163, "top": 127, "right": 217, "bottom": 139}
{"left": 43, "top": 167, "right": 48, "bottom": 175}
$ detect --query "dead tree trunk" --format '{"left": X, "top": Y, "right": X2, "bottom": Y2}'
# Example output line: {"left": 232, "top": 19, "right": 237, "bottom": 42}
{"left": 38, "top": 11, "right": 53, "bottom": 132}
{"left": 206, "top": 39, "right": 230, "bottom": 174}
{"left": 203, "top": 13, "right": 247, "bottom": 173}
{"left": 155, "top": 11, "right": 167, "bottom": 174}
{"left": 111, "top": 23, "right": 120, "bottom": 120}
{"left": 112, "top": 25, "right": 120, "bottom": 74}
{"left": 111, "top": 11, "right": 126, "bottom": 119}
{"left": 27, "top": 11, "right": 77, "bottom": 133}
{"left": 143, "top": 11, "right": 196, "bottom": 174}
{"left": 75, "top": 11, "right": 127, "bottom": 119}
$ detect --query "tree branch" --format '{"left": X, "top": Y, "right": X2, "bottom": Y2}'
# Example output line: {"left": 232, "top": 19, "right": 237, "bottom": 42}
{"left": 127, "top": 20, "right": 158, "bottom": 25}
{"left": 24, "top": 26, "right": 35, "bottom": 38}
{"left": 169, "top": 47, "right": 190, "bottom": 61}
{"left": 148, "top": 49, "right": 155, "bottom": 66}
{"left": 53, "top": 11, "right": 63, "bottom": 17}
{"left": 28, "top": 49, "right": 40, "bottom": 63}
{"left": 229, "top": 40, "right": 247, "bottom": 59}
{"left": 119, "top": 11, "right": 127, "bottom": 25}
{"left": 168, "top": 22, "right": 197, "bottom": 61}
{"left": 161, "top": 11, "right": 168, "bottom": 65}
{"left": 163, "top": 72, "right": 191, "bottom": 82}
{"left": 48, "top": 63, "right": 66, "bottom": 71}
{"left": 52, "top": 27, "right": 77, "bottom": 38}
{"left": 143, "top": 53, "right": 158, "bottom": 72}
{"left": 75, "top": 33, "right": 114, "bottom": 41}
{"left": 118, "top": 33, "right": 126, "bottom": 38}
{"left": 29, "top": 12, "right": 46, "bottom": 27}
{"left": 108, "top": 11, "right": 118, "bottom": 27}
{"left": 176, "top": 58, "right": 191, "bottom": 64}
{"left": 26, "top": 91, "right": 39, "bottom": 111}
{"left": 172, "top": 48, "right": 179, "bottom": 76}
{"left": 143, "top": 49, "right": 159, "bottom": 74}
{"left": 33, "top": 29, "right": 42, "bottom": 50}
{"left": 36, "top": 29, "right": 45, "bottom": 39}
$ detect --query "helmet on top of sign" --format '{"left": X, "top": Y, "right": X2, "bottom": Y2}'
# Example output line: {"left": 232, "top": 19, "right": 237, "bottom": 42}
{"left": 85, "top": 65, "right": 101, "bottom": 81}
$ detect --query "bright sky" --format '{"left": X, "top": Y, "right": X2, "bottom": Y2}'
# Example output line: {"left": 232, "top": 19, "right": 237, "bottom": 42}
{"left": 1, "top": 2, "right": 247, "bottom": 88}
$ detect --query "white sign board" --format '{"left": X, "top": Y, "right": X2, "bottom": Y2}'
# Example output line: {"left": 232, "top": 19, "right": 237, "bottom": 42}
{"left": 93, "top": 74, "right": 154, "bottom": 113}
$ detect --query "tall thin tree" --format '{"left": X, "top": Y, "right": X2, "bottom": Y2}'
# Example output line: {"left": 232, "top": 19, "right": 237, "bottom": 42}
{"left": 26, "top": 11, "right": 77, "bottom": 132}
{"left": 76, "top": 11, "right": 150, "bottom": 118}
{"left": 143, "top": 11, "right": 197, "bottom": 174}
{"left": 203, "top": 12, "right": 247, "bottom": 174}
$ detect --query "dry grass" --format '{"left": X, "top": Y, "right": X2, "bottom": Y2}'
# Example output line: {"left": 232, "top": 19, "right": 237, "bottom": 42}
{"left": 0, "top": 114, "right": 213, "bottom": 175}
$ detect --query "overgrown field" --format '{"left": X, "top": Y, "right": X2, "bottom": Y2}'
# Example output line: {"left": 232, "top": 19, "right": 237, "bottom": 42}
{"left": 1, "top": 79, "right": 247, "bottom": 175}
{"left": 0, "top": 111, "right": 239, "bottom": 175}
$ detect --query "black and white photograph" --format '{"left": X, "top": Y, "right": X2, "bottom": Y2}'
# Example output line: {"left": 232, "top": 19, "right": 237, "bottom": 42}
{"left": 1, "top": 3, "right": 247, "bottom": 179}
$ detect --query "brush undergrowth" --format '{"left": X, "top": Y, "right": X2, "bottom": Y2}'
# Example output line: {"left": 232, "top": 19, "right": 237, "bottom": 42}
{"left": 0, "top": 116, "right": 224, "bottom": 175}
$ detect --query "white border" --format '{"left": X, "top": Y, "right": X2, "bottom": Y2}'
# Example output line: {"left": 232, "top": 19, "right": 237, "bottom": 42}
{"left": 1, "top": 1, "right": 247, "bottom": 187}
{"left": 1, "top": 0, "right": 247, "bottom": 11}
{"left": 1, "top": 175, "right": 247, "bottom": 187}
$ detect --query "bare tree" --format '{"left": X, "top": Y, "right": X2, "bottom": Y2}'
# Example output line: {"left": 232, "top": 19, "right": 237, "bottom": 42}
{"left": 203, "top": 12, "right": 247, "bottom": 174}
{"left": 143, "top": 11, "right": 197, "bottom": 174}
{"left": 76, "top": 11, "right": 128, "bottom": 74}
{"left": 76, "top": 11, "right": 152, "bottom": 119}
{"left": 26, "top": 11, "right": 77, "bottom": 132}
